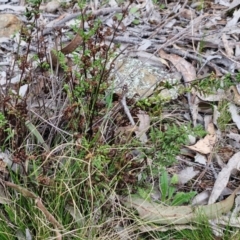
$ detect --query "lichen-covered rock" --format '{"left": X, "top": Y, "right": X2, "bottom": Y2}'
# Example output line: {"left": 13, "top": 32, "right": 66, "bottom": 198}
{"left": 111, "top": 57, "right": 182, "bottom": 99}
{"left": 0, "top": 14, "right": 22, "bottom": 38}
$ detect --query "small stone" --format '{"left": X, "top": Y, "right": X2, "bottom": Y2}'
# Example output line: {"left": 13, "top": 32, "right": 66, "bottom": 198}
{"left": 179, "top": 9, "right": 196, "bottom": 20}
{"left": 0, "top": 14, "right": 22, "bottom": 38}
{"left": 45, "top": 0, "right": 60, "bottom": 13}
{"left": 111, "top": 58, "right": 181, "bottom": 99}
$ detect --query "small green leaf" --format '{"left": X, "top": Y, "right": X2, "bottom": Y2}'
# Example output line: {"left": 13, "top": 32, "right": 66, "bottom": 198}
{"left": 160, "top": 169, "right": 169, "bottom": 201}
{"left": 130, "top": 7, "right": 138, "bottom": 14}
{"left": 159, "top": 4, "right": 166, "bottom": 9}
{"left": 137, "top": 187, "right": 151, "bottom": 200}
{"left": 115, "top": 13, "right": 123, "bottom": 21}
{"left": 106, "top": 93, "right": 113, "bottom": 108}
{"left": 167, "top": 186, "right": 176, "bottom": 202}
{"left": 133, "top": 19, "right": 140, "bottom": 25}
{"left": 170, "top": 174, "right": 179, "bottom": 185}
{"left": 171, "top": 191, "right": 196, "bottom": 206}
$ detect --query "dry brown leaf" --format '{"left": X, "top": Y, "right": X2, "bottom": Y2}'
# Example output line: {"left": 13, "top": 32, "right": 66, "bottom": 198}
{"left": 209, "top": 195, "right": 240, "bottom": 236}
{"left": 186, "top": 123, "right": 216, "bottom": 154}
{"left": 222, "top": 33, "right": 234, "bottom": 57}
{"left": 135, "top": 113, "right": 150, "bottom": 143}
{"left": 158, "top": 49, "right": 196, "bottom": 83}
{"left": 208, "top": 151, "right": 240, "bottom": 204}
{"left": 158, "top": 49, "right": 198, "bottom": 126}
{"left": 194, "top": 153, "right": 207, "bottom": 165}
{"left": 123, "top": 186, "right": 240, "bottom": 225}
{"left": 229, "top": 103, "right": 240, "bottom": 129}
{"left": 192, "top": 190, "right": 211, "bottom": 206}
{"left": 177, "top": 167, "right": 199, "bottom": 184}
{"left": 139, "top": 223, "right": 197, "bottom": 233}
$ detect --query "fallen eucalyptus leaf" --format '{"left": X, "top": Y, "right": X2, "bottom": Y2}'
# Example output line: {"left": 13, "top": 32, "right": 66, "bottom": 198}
{"left": 135, "top": 113, "right": 150, "bottom": 143}
{"left": 139, "top": 223, "right": 197, "bottom": 233}
{"left": 208, "top": 151, "right": 240, "bottom": 204}
{"left": 177, "top": 167, "right": 199, "bottom": 184}
{"left": 229, "top": 103, "right": 240, "bottom": 129}
{"left": 123, "top": 186, "right": 240, "bottom": 225}
{"left": 186, "top": 123, "right": 216, "bottom": 154}
{"left": 194, "top": 153, "right": 207, "bottom": 165}
{"left": 192, "top": 190, "right": 211, "bottom": 206}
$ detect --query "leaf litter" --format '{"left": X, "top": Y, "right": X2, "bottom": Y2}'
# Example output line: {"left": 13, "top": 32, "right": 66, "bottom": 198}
{"left": 1, "top": 0, "right": 240, "bottom": 238}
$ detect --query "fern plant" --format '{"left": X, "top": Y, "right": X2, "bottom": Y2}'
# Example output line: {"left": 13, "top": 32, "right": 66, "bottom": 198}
{"left": 147, "top": 123, "right": 206, "bottom": 167}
